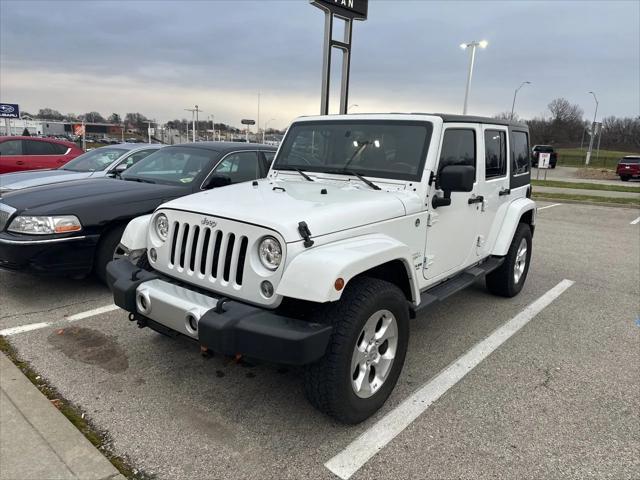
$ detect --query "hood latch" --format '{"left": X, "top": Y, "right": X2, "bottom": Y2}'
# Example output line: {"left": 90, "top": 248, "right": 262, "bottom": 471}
{"left": 298, "top": 221, "right": 314, "bottom": 248}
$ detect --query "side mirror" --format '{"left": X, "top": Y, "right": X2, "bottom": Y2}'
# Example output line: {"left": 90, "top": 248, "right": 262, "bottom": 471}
{"left": 432, "top": 165, "right": 475, "bottom": 209}
{"left": 204, "top": 174, "right": 232, "bottom": 189}
{"left": 115, "top": 163, "right": 129, "bottom": 173}
{"left": 438, "top": 165, "right": 475, "bottom": 192}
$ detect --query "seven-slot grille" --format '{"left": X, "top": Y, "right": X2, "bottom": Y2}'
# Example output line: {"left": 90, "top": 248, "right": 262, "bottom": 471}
{"left": 169, "top": 221, "right": 249, "bottom": 286}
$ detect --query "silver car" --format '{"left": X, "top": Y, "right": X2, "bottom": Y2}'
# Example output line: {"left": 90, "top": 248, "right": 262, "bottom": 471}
{"left": 0, "top": 143, "right": 163, "bottom": 195}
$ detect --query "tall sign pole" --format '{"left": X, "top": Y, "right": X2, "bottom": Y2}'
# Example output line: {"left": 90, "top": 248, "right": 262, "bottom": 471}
{"left": 310, "top": 0, "right": 368, "bottom": 115}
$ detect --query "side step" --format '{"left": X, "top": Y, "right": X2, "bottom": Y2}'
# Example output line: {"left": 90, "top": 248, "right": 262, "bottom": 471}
{"left": 414, "top": 257, "right": 504, "bottom": 314}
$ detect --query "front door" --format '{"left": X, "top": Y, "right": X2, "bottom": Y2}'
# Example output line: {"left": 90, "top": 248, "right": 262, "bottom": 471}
{"left": 424, "top": 124, "right": 482, "bottom": 281}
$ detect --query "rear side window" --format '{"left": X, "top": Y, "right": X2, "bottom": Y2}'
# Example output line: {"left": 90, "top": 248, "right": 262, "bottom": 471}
{"left": 512, "top": 131, "right": 531, "bottom": 175}
{"left": 262, "top": 151, "right": 275, "bottom": 171}
{"left": 0, "top": 140, "right": 23, "bottom": 155}
{"left": 484, "top": 130, "right": 507, "bottom": 179}
{"left": 24, "top": 140, "right": 57, "bottom": 155}
{"left": 439, "top": 129, "right": 476, "bottom": 173}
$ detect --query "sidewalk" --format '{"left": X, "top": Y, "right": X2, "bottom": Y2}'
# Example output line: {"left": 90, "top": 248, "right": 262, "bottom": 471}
{"left": 0, "top": 352, "right": 125, "bottom": 480}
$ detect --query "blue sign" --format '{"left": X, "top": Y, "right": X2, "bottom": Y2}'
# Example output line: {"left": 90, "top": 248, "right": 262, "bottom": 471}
{"left": 0, "top": 103, "right": 20, "bottom": 119}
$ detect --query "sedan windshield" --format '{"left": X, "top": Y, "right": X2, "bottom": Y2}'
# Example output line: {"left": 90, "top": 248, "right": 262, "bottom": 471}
{"left": 121, "top": 146, "right": 218, "bottom": 185}
{"left": 274, "top": 121, "right": 432, "bottom": 181}
{"left": 62, "top": 148, "right": 127, "bottom": 172}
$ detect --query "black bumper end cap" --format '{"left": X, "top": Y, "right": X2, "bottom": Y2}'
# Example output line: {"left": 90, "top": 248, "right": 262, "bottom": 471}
{"left": 106, "top": 258, "right": 159, "bottom": 312}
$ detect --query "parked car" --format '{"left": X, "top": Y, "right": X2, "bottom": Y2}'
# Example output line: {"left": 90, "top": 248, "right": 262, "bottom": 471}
{"left": 531, "top": 145, "right": 557, "bottom": 168}
{"left": 0, "top": 143, "right": 276, "bottom": 281}
{"left": 107, "top": 113, "right": 535, "bottom": 423}
{"left": 0, "top": 136, "right": 84, "bottom": 174}
{"left": 616, "top": 155, "right": 640, "bottom": 181}
{"left": 0, "top": 144, "right": 162, "bottom": 195}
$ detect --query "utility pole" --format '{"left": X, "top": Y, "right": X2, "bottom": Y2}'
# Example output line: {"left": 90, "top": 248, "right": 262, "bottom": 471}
{"left": 184, "top": 107, "right": 197, "bottom": 142}
{"left": 194, "top": 105, "right": 201, "bottom": 141}
{"left": 209, "top": 115, "right": 215, "bottom": 141}
{"left": 257, "top": 92, "right": 260, "bottom": 143}
{"left": 585, "top": 91, "right": 598, "bottom": 166}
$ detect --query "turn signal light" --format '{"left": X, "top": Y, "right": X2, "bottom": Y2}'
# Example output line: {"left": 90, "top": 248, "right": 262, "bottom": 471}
{"left": 334, "top": 278, "right": 345, "bottom": 291}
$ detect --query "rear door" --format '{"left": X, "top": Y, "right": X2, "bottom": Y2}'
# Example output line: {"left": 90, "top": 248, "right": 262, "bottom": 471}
{"left": 0, "top": 139, "right": 25, "bottom": 173}
{"left": 424, "top": 124, "right": 482, "bottom": 281}
{"left": 24, "top": 140, "right": 70, "bottom": 169}
{"left": 475, "top": 125, "right": 511, "bottom": 257}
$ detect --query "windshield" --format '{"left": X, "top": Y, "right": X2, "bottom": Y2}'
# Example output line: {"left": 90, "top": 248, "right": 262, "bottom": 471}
{"left": 121, "top": 146, "right": 219, "bottom": 185}
{"left": 62, "top": 148, "right": 127, "bottom": 172}
{"left": 620, "top": 157, "right": 640, "bottom": 164}
{"left": 274, "top": 121, "right": 433, "bottom": 181}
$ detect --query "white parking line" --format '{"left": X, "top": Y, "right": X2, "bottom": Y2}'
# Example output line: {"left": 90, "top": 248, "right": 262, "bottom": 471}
{"left": 0, "top": 304, "right": 119, "bottom": 337}
{"left": 325, "top": 279, "right": 575, "bottom": 480}
{"left": 630, "top": 216, "right": 640, "bottom": 225}
{"left": 537, "top": 203, "right": 562, "bottom": 211}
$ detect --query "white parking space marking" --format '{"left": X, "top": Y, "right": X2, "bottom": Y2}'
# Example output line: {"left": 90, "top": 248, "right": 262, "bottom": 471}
{"left": 537, "top": 203, "right": 562, "bottom": 211}
{"left": 325, "top": 279, "right": 575, "bottom": 480}
{"left": 0, "top": 304, "right": 119, "bottom": 337}
{"left": 630, "top": 216, "right": 640, "bottom": 225}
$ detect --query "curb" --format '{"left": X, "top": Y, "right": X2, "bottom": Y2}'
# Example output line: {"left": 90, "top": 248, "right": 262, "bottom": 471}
{"left": 0, "top": 352, "right": 124, "bottom": 480}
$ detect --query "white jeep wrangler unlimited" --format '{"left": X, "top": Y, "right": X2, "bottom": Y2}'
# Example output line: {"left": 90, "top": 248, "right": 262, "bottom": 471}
{"left": 107, "top": 113, "right": 535, "bottom": 423}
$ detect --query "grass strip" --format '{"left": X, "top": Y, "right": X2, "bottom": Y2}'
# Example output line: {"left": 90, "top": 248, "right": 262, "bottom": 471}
{"left": 532, "top": 179, "right": 640, "bottom": 193}
{"left": 532, "top": 192, "right": 640, "bottom": 207}
{"left": 0, "top": 336, "right": 149, "bottom": 480}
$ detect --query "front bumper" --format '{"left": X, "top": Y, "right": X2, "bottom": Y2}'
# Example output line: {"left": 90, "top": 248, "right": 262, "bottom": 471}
{"left": 0, "top": 233, "right": 100, "bottom": 276}
{"left": 106, "top": 259, "right": 332, "bottom": 365}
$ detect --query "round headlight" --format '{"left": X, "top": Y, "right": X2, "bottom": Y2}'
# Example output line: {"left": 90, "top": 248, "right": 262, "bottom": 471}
{"left": 258, "top": 236, "right": 282, "bottom": 270}
{"left": 155, "top": 213, "right": 169, "bottom": 241}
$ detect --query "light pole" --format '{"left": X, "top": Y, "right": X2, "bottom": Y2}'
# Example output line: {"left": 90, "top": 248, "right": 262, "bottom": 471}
{"left": 145, "top": 120, "right": 155, "bottom": 144}
{"left": 460, "top": 40, "right": 488, "bottom": 115}
{"left": 510, "top": 81, "right": 531, "bottom": 120}
{"left": 263, "top": 118, "right": 276, "bottom": 144}
{"left": 585, "top": 91, "right": 598, "bottom": 165}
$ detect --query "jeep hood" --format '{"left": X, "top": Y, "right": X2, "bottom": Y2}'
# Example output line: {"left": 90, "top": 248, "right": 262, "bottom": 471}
{"left": 162, "top": 179, "right": 411, "bottom": 242}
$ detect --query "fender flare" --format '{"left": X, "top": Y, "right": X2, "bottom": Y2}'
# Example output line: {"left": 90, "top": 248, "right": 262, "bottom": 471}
{"left": 491, "top": 198, "right": 536, "bottom": 256}
{"left": 120, "top": 214, "right": 151, "bottom": 251}
{"left": 276, "top": 234, "right": 419, "bottom": 304}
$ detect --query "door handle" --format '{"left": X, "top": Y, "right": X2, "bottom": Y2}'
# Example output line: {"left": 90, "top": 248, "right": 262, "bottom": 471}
{"left": 468, "top": 195, "right": 484, "bottom": 205}
{"left": 499, "top": 188, "right": 511, "bottom": 196}
{"left": 16, "top": 161, "right": 24, "bottom": 165}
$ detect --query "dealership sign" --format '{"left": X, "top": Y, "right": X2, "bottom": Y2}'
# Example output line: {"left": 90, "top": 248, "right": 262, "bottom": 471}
{"left": 241, "top": 119, "right": 256, "bottom": 125}
{"left": 311, "top": 0, "right": 367, "bottom": 20}
{"left": 0, "top": 103, "right": 20, "bottom": 119}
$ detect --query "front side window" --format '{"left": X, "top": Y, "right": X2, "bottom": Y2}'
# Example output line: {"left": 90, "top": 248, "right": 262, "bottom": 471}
{"left": 512, "top": 131, "right": 530, "bottom": 175}
{"left": 438, "top": 129, "right": 476, "bottom": 173}
{"left": 214, "top": 152, "right": 260, "bottom": 183}
{"left": 118, "top": 149, "right": 156, "bottom": 169}
{"left": 0, "top": 140, "right": 22, "bottom": 155}
{"left": 484, "top": 130, "right": 507, "bottom": 179}
{"left": 274, "top": 121, "right": 432, "bottom": 181}
{"left": 122, "top": 147, "right": 218, "bottom": 185}
{"left": 63, "top": 148, "right": 127, "bottom": 172}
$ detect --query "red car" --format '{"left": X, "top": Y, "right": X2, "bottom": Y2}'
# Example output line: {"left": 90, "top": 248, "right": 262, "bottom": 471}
{"left": 0, "top": 136, "right": 84, "bottom": 174}
{"left": 616, "top": 155, "right": 640, "bottom": 181}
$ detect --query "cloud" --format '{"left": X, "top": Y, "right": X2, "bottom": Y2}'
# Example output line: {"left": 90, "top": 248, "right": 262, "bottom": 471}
{"left": 1, "top": 0, "right": 638, "bottom": 127}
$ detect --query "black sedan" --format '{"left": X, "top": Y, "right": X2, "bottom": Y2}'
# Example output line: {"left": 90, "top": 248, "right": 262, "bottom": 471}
{"left": 0, "top": 142, "right": 276, "bottom": 281}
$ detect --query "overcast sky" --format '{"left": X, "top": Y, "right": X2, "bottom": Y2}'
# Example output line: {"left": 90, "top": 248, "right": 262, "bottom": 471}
{"left": 1, "top": 0, "right": 638, "bottom": 129}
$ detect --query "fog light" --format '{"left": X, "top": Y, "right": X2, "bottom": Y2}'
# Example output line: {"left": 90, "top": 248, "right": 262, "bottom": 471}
{"left": 149, "top": 248, "right": 157, "bottom": 262}
{"left": 260, "top": 280, "right": 274, "bottom": 298}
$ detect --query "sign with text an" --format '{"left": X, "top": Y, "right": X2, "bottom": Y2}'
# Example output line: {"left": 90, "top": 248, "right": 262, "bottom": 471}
{"left": 0, "top": 103, "right": 20, "bottom": 119}
{"left": 538, "top": 152, "right": 551, "bottom": 169}
{"left": 311, "top": 0, "right": 368, "bottom": 20}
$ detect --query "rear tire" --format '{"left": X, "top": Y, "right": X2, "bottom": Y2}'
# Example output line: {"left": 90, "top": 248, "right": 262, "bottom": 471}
{"left": 486, "top": 223, "right": 532, "bottom": 298}
{"left": 94, "top": 225, "right": 126, "bottom": 283}
{"left": 620, "top": 175, "right": 630, "bottom": 181}
{"left": 304, "top": 277, "right": 409, "bottom": 424}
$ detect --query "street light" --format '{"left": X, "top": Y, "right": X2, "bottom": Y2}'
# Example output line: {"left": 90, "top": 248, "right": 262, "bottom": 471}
{"left": 145, "top": 120, "right": 155, "bottom": 144}
{"left": 263, "top": 118, "right": 276, "bottom": 144}
{"left": 510, "top": 81, "right": 531, "bottom": 120}
{"left": 460, "top": 40, "right": 488, "bottom": 115}
{"left": 585, "top": 91, "right": 599, "bottom": 165}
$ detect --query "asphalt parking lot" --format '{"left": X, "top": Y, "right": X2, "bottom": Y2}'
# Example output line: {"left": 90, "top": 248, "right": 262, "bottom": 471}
{"left": 1, "top": 202, "right": 638, "bottom": 480}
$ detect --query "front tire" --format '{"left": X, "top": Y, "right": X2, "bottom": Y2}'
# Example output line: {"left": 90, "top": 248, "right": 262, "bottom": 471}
{"left": 94, "top": 224, "right": 126, "bottom": 283}
{"left": 486, "top": 223, "right": 532, "bottom": 297}
{"left": 620, "top": 175, "right": 630, "bottom": 181}
{"left": 304, "top": 277, "right": 409, "bottom": 424}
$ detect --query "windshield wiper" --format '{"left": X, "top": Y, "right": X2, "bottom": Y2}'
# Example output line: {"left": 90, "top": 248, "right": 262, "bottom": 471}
{"left": 123, "top": 176, "right": 156, "bottom": 184}
{"left": 344, "top": 170, "right": 381, "bottom": 190}
{"left": 278, "top": 166, "right": 314, "bottom": 182}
